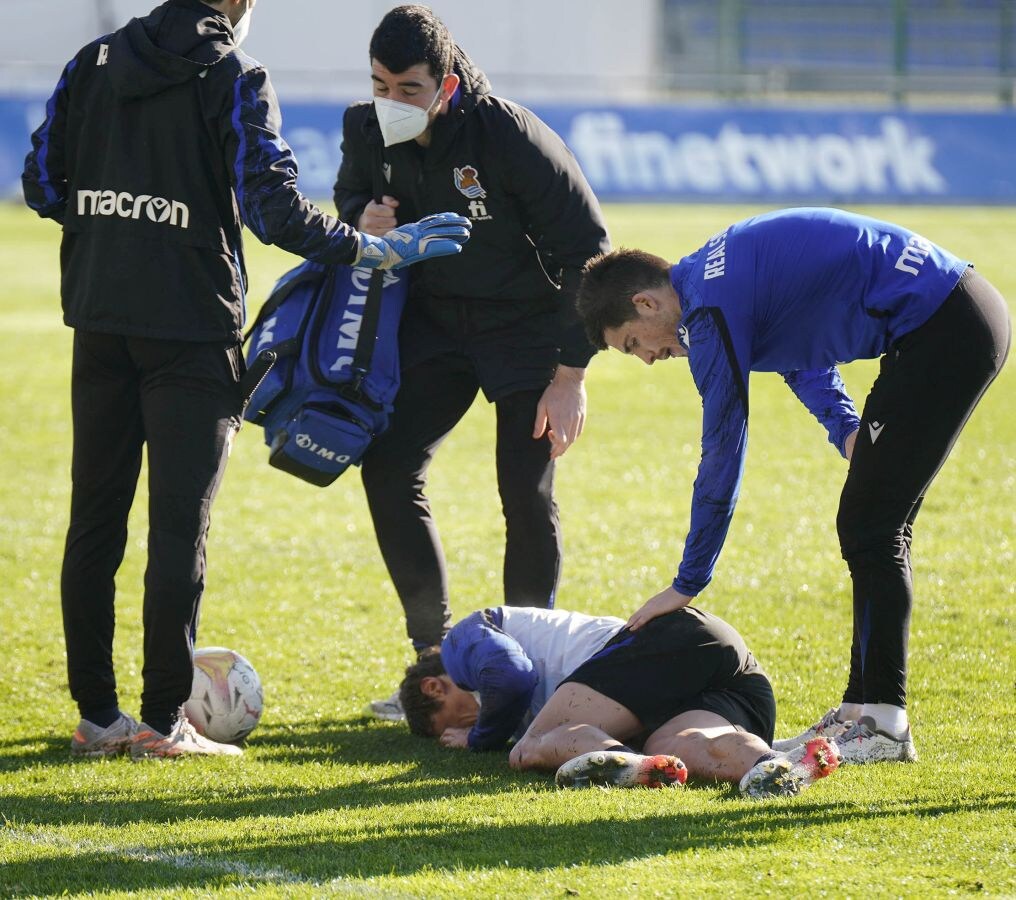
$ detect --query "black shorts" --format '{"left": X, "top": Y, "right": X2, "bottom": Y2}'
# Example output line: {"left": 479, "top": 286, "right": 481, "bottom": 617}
{"left": 561, "top": 608, "right": 776, "bottom": 744}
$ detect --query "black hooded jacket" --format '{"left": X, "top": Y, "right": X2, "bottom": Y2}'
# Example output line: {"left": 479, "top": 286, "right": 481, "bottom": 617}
{"left": 23, "top": 0, "right": 361, "bottom": 342}
{"left": 333, "top": 48, "right": 610, "bottom": 367}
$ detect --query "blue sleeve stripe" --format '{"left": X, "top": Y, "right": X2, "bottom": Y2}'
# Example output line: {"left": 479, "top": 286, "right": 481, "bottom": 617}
{"left": 699, "top": 307, "right": 749, "bottom": 414}
{"left": 35, "top": 58, "right": 76, "bottom": 208}
{"left": 231, "top": 76, "right": 248, "bottom": 217}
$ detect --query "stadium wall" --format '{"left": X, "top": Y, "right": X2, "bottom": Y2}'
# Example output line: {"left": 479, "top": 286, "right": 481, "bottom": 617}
{"left": 4, "top": 96, "right": 1014, "bottom": 205}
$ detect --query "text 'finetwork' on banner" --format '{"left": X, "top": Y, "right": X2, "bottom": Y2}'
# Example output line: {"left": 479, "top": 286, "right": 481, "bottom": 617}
{"left": 3, "top": 97, "right": 1015, "bottom": 203}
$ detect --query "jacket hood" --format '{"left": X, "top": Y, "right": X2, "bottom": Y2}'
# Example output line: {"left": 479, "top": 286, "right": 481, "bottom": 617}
{"left": 450, "top": 45, "right": 491, "bottom": 111}
{"left": 107, "top": 0, "right": 236, "bottom": 100}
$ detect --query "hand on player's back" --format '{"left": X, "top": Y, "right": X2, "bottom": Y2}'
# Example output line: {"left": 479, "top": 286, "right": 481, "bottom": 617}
{"left": 626, "top": 586, "right": 693, "bottom": 631}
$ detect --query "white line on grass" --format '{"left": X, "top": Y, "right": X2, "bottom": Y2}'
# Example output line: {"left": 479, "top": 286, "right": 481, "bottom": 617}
{"left": 3, "top": 827, "right": 397, "bottom": 897}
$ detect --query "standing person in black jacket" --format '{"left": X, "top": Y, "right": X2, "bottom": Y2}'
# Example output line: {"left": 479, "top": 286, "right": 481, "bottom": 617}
{"left": 22, "top": 0, "right": 469, "bottom": 759}
{"left": 334, "top": 5, "right": 611, "bottom": 719}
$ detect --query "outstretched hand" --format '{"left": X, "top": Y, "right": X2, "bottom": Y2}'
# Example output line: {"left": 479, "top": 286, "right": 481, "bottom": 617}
{"left": 626, "top": 586, "right": 694, "bottom": 631}
{"left": 358, "top": 212, "right": 472, "bottom": 270}
{"left": 533, "top": 365, "right": 586, "bottom": 459}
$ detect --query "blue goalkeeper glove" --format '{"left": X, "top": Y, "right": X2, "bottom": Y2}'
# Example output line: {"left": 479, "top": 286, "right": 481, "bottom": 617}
{"left": 356, "top": 212, "right": 472, "bottom": 270}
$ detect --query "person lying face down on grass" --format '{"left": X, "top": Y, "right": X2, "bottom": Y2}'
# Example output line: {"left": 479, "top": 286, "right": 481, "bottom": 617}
{"left": 398, "top": 606, "right": 840, "bottom": 798}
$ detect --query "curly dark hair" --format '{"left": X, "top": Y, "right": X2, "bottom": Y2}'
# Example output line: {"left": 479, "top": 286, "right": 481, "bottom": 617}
{"left": 398, "top": 648, "right": 447, "bottom": 737}
{"left": 577, "top": 248, "right": 672, "bottom": 350}
{"left": 369, "top": 5, "right": 455, "bottom": 80}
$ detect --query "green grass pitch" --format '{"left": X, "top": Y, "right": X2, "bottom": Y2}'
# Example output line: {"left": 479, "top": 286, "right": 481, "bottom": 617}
{"left": 0, "top": 203, "right": 1013, "bottom": 897}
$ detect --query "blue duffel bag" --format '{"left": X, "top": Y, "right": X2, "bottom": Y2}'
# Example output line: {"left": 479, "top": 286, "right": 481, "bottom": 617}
{"left": 241, "top": 261, "right": 408, "bottom": 486}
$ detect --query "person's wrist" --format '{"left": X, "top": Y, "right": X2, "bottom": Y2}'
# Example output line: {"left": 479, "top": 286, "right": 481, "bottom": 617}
{"left": 554, "top": 364, "right": 586, "bottom": 383}
{"left": 355, "top": 232, "right": 393, "bottom": 269}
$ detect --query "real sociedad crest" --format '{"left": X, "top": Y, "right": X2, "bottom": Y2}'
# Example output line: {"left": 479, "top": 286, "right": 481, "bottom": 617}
{"left": 454, "top": 165, "right": 486, "bottom": 200}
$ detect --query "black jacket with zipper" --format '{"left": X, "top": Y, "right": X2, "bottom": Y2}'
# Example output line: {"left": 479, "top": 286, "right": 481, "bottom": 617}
{"left": 333, "top": 48, "right": 610, "bottom": 367}
{"left": 23, "top": 0, "right": 362, "bottom": 342}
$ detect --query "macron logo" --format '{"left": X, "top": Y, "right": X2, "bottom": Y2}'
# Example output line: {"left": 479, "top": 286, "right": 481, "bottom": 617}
{"left": 77, "top": 189, "right": 190, "bottom": 229}
{"left": 97, "top": 45, "right": 109, "bottom": 66}
{"left": 869, "top": 421, "right": 885, "bottom": 443}
{"left": 894, "top": 234, "right": 932, "bottom": 276}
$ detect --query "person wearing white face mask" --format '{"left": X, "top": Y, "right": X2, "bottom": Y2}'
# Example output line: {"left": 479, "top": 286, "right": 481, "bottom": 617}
{"left": 23, "top": 0, "right": 470, "bottom": 760}
{"left": 334, "top": 5, "right": 611, "bottom": 722}
{"left": 228, "top": 0, "right": 253, "bottom": 47}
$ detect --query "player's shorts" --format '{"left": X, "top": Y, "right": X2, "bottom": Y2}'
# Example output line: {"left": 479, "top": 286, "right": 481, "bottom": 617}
{"left": 560, "top": 607, "right": 776, "bottom": 744}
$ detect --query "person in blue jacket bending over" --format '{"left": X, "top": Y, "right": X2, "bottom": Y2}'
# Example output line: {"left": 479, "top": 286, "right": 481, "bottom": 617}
{"left": 575, "top": 207, "right": 1010, "bottom": 765}
{"left": 399, "top": 606, "right": 842, "bottom": 799}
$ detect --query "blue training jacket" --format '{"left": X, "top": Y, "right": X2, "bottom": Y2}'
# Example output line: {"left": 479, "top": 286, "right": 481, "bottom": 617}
{"left": 671, "top": 207, "right": 968, "bottom": 597}
{"left": 22, "top": 0, "right": 362, "bottom": 342}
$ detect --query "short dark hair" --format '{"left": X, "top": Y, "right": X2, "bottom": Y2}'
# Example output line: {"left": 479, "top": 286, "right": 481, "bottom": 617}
{"left": 577, "top": 248, "right": 672, "bottom": 350}
{"left": 398, "top": 648, "right": 447, "bottom": 737}
{"left": 369, "top": 5, "right": 454, "bottom": 81}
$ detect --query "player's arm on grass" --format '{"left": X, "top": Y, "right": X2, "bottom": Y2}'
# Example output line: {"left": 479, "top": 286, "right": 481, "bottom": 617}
{"left": 441, "top": 612, "right": 537, "bottom": 751}
{"left": 629, "top": 308, "right": 751, "bottom": 628}
{"left": 782, "top": 367, "right": 860, "bottom": 459}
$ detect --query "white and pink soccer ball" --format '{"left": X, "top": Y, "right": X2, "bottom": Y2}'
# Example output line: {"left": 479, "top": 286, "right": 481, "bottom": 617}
{"left": 184, "top": 647, "right": 264, "bottom": 743}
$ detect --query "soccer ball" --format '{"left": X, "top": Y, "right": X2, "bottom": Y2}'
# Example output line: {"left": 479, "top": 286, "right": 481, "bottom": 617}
{"left": 183, "top": 647, "right": 264, "bottom": 743}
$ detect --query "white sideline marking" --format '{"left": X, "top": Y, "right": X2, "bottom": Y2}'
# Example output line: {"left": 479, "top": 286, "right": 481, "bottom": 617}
{"left": 3, "top": 828, "right": 390, "bottom": 896}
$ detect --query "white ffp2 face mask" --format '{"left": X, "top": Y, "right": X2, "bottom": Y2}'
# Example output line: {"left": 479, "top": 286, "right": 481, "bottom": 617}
{"left": 374, "top": 86, "right": 443, "bottom": 147}
{"left": 232, "top": 0, "right": 252, "bottom": 47}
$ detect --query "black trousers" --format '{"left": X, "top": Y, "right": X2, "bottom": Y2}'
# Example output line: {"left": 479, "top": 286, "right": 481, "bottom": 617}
{"left": 62, "top": 331, "right": 242, "bottom": 727}
{"left": 361, "top": 353, "right": 561, "bottom": 650}
{"left": 837, "top": 268, "right": 1010, "bottom": 708}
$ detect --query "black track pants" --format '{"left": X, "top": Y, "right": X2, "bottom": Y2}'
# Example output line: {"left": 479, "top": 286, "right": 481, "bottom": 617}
{"left": 837, "top": 269, "right": 1010, "bottom": 707}
{"left": 361, "top": 354, "right": 561, "bottom": 650}
{"left": 61, "top": 332, "right": 241, "bottom": 726}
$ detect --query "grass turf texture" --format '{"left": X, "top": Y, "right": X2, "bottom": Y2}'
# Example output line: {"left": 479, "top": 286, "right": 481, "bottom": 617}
{"left": 0, "top": 203, "right": 1013, "bottom": 898}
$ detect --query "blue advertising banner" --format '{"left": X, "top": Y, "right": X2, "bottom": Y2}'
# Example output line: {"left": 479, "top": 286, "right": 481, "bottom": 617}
{"left": 5, "top": 95, "right": 1015, "bottom": 204}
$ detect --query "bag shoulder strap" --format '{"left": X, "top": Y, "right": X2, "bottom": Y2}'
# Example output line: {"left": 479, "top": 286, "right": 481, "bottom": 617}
{"left": 345, "top": 269, "right": 385, "bottom": 397}
{"left": 343, "top": 164, "right": 390, "bottom": 399}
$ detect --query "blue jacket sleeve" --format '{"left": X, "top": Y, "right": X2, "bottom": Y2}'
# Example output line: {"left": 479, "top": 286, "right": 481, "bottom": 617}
{"left": 23, "top": 58, "right": 78, "bottom": 224}
{"left": 674, "top": 308, "right": 750, "bottom": 597}
{"left": 440, "top": 611, "right": 538, "bottom": 752}
{"left": 225, "top": 67, "right": 362, "bottom": 265}
{"left": 781, "top": 367, "right": 860, "bottom": 458}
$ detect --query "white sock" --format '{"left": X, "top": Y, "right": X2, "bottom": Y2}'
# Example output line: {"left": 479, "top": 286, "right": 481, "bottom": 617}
{"left": 862, "top": 703, "right": 909, "bottom": 738}
{"left": 837, "top": 703, "right": 862, "bottom": 723}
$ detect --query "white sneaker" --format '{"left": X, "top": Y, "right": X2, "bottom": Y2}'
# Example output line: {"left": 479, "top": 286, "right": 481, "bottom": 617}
{"left": 834, "top": 716, "right": 917, "bottom": 765}
{"left": 70, "top": 713, "right": 139, "bottom": 758}
{"left": 555, "top": 750, "right": 688, "bottom": 789}
{"left": 366, "top": 689, "right": 405, "bottom": 722}
{"left": 739, "top": 737, "right": 842, "bottom": 799}
{"left": 772, "top": 707, "right": 853, "bottom": 752}
{"left": 130, "top": 708, "right": 243, "bottom": 760}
